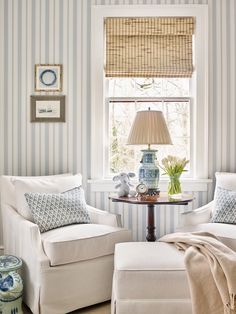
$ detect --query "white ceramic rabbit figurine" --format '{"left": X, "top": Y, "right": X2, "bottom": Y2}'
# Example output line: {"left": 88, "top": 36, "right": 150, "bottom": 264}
{"left": 113, "top": 172, "right": 135, "bottom": 197}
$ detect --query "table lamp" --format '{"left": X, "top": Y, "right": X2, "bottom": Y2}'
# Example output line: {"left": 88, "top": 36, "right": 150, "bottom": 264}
{"left": 127, "top": 108, "right": 172, "bottom": 192}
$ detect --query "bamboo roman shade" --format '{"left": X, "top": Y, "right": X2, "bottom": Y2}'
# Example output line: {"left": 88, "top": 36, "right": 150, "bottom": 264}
{"left": 105, "top": 17, "right": 195, "bottom": 78}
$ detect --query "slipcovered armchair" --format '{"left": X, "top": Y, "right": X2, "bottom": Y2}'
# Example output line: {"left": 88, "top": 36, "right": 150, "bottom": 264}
{"left": 177, "top": 172, "right": 236, "bottom": 251}
{"left": 0, "top": 174, "right": 132, "bottom": 314}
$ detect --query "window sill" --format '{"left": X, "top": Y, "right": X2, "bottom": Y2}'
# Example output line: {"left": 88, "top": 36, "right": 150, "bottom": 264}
{"left": 88, "top": 178, "right": 212, "bottom": 192}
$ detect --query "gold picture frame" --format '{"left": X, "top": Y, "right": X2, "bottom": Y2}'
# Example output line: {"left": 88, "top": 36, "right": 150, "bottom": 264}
{"left": 31, "top": 95, "right": 65, "bottom": 122}
{"left": 35, "top": 64, "right": 62, "bottom": 92}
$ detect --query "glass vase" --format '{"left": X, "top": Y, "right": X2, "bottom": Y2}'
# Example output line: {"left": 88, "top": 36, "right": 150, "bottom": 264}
{"left": 168, "top": 175, "right": 181, "bottom": 195}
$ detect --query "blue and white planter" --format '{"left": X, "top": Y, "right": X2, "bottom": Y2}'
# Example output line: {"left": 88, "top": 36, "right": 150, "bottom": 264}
{"left": 0, "top": 256, "right": 23, "bottom": 314}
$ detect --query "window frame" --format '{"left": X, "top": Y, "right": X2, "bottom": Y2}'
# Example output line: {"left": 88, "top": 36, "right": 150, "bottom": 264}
{"left": 91, "top": 4, "right": 208, "bottom": 180}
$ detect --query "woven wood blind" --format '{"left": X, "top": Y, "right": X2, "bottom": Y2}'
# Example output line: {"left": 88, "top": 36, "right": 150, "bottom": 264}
{"left": 105, "top": 17, "right": 195, "bottom": 78}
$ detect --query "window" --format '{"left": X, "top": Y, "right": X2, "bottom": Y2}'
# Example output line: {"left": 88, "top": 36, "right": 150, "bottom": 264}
{"left": 91, "top": 6, "right": 208, "bottom": 180}
{"left": 106, "top": 78, "right": 192, "bottom": 176}
{"left": 104, "top": 16, "right": 194, "bottom": 176}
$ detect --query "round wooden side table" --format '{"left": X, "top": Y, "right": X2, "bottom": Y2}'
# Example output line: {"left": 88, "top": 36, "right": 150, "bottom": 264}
{"left": 0, "top": 255, "right": 23, "bottom": 314}
{"left": 110, "top": 193, "right": 194, "bottom": 242}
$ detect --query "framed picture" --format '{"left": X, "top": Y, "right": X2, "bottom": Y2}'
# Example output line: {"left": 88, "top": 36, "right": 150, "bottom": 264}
{"left": 30, "top": 95, "right": 65, "bottom": 122}
{"left": 35, "top": 64, "right": 62, "bottom": 91}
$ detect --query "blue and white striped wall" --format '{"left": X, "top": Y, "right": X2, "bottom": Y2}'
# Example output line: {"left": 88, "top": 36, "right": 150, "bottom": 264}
{"left": 0, "top": 0, "right": 236, "bottom": 244}
{"left": 0, "top": 0, "right": 89, "bottom": 178}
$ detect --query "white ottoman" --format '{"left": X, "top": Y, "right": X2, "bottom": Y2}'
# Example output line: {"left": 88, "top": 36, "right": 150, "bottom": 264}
{"left": 112, "top": 242, "right": 192, "bottom": 314}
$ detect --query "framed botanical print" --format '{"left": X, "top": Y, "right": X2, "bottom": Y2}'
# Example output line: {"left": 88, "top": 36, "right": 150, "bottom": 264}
{"left": 31, "top": 95, "right": 65, "bottom": 122}
{"left": 35, "top": 64, "right": 62, "bottom": 91}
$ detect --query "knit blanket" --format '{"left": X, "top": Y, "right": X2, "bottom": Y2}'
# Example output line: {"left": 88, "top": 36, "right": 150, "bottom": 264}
{"left": 159, "top": 232, "right": 236, "bottom": 314}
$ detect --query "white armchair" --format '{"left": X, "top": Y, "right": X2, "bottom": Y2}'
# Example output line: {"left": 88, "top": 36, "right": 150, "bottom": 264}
{"left": 1, "top": 174, "right": 132, "bottom": 314}
{"left": 177, "top": 172, "right": 236, "bottom": 251}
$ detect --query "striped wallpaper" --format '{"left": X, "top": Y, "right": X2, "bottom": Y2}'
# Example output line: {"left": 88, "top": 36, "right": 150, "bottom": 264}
{"left": 0, "top": 0, "right": 236, "bottom": 243}
{"left": 92, "top": 0, "right": 208, "bottom": 4}
{"left": 0, "top": 0, "right": 90, "bottom": 178}
{"left": 208, "top": 0, "right": 236, "bottom": 180}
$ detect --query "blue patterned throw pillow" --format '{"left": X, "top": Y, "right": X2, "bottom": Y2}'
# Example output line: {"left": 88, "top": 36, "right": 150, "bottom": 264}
{"left": 25, "top": 187, "right": 90, "bottom": 233}
{"left": 211, "top": 186, "right": 236, "bottom": 224}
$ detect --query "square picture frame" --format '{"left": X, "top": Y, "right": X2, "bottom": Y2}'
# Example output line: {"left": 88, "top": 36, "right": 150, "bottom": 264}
{"left": 31, "top": 95, "right": 65, "bottom": 122}
{"left": 35, "top": 64, "right": 62, "bottom": 91}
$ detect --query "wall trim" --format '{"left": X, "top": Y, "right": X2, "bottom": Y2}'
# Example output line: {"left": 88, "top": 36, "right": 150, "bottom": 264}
{"left": 88, "top": 178, "right": 212, "bottom": 192}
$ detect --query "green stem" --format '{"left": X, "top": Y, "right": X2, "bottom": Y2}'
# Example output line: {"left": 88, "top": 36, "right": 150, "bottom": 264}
{"left": 168, "top": 175, "right": 181, "bottom": 195}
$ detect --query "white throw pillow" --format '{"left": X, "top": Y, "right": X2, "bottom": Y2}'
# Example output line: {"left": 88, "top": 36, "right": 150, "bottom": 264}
{"left": 14, "top": 174, "right": 82, "bottom": 221}
{"left": 214, "top": 172, "right": 236, "bottom": 191}
{"left": 1, "top": 173, "right": 72, "bottom": 209}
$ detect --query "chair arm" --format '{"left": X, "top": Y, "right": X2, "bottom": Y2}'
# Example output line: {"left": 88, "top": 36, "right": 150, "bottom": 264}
{"left": 2, "top": 204, "right": 49, "bottom": 268}
{"left": 86, "top": 205, "right": 122, "bottom": 227}
{"left": 178, "top": 201, "right": 214, "bottom": 227}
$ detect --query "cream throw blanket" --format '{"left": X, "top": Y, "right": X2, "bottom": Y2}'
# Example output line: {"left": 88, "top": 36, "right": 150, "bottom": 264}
{"left": 159, "top": 232, "right": 236, "bottom": 314}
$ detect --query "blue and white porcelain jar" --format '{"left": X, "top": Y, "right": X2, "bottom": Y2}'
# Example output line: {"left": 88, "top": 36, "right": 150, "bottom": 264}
{"left": 0, "top": 255, "right": 23, "bottom": 314}
{"left": 139, "top": 149, "right": 160, "bottom": 191}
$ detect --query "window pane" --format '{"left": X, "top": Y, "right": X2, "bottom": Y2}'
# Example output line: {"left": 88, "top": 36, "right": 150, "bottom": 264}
{"left": 164, "top": 102, "right": 190, "bottom": 137}
{"left": 162, "top": 78, "right": 190, "bottom": 97}
{"left": 107, "top": 78, "right": 190, "bottom": 98}
{"left": 108, "top": 101, "right": 191, "bottom": 175}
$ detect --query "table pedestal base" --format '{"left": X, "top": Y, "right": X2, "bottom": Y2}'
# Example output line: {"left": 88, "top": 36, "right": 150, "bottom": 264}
{"left": 109, "top": 194, "right": 194, "bottom": 242}
{"left": 146, "top": 204, "right": 156, "bottom": 242}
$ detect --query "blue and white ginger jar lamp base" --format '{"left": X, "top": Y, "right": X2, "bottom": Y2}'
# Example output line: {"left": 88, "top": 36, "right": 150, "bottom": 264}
{"left": 139, "top": 149, "right": 160, "bottom": 192}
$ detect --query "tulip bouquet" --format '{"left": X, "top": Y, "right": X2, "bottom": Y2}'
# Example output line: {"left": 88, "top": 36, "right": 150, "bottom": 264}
{"left": 159, "top": 155, "right": 189, "bottom": 195}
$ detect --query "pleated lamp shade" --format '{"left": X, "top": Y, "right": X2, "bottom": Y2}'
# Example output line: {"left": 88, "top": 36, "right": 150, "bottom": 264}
{"left": 127, "top": 110, "right": 172, "bottom": 145}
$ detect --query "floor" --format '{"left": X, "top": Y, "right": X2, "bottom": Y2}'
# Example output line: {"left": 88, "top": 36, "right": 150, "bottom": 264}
{"left": 23, "top": 301, "right": 111, "bottom": 314}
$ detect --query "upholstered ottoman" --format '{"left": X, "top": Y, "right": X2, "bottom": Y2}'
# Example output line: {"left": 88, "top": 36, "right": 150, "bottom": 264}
{"left": 112, "top": 242, "right": 192, "bottom": 314}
